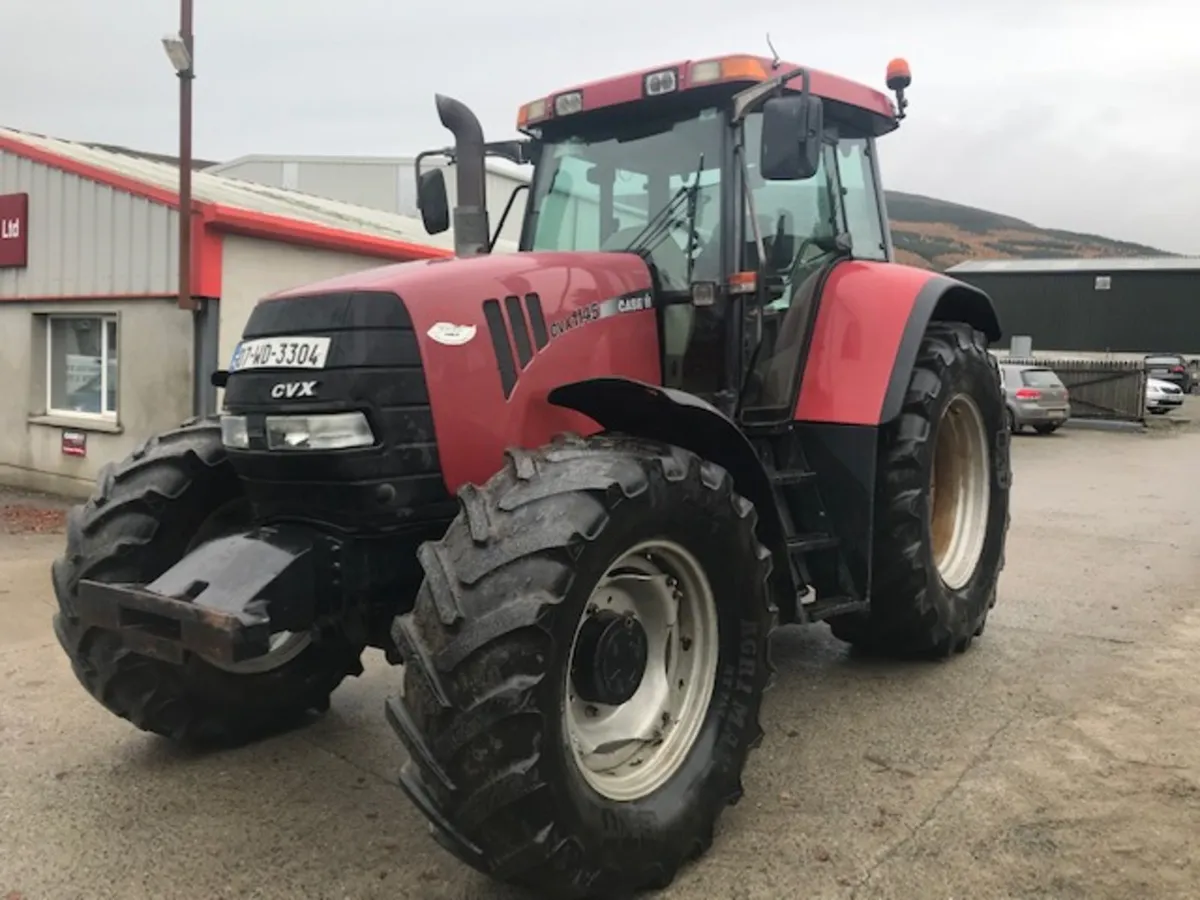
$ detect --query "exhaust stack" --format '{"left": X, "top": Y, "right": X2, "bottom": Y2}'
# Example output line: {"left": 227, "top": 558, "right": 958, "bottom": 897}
{"left": 435, "top": 94, "right": 490, "bottom": 256}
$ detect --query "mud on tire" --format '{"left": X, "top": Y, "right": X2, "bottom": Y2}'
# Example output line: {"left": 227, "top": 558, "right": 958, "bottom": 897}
{"left": 387, "top": 434, "right": 777, "bottom": 899}
{"left": 828, "top": 321, "right": 1011, "bottom": 657}
{"left": 51, "top": 417, "right": 364, "bottom": 746}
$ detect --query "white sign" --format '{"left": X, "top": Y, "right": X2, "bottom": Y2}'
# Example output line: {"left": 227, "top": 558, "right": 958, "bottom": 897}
{"left": 426, "top": 322, "right": 477, "bottom": 346}
{"left": 1094, "top": 275, "right": 1112, "bottom": 291}
{"left": 229, "top": 336, "right": 331, "bottom": 371}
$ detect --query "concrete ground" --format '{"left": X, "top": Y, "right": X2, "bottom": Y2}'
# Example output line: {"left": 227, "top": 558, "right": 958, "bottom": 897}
{"left": 3, "top": 409, "right": 1200, "bottom": 900}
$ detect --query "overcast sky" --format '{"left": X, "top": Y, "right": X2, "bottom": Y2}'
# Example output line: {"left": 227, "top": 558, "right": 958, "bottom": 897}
{"left": 3, "top": 0, "right": 1195, "bottom": 254}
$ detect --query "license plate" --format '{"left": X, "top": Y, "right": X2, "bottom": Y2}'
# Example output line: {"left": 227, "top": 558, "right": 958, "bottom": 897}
{"left": 229, "top": 337, "right": 331, "bottom": 371}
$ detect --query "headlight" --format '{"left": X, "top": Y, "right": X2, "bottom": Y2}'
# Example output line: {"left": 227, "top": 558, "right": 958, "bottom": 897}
{"left": 221, "top": 415, "right": 250, "bottom": 449}
{"left": 266, "top": 412, "right": 375, "bottom": 451}
{"left": 219, "top": 412, "right": 375, "bottom": 451}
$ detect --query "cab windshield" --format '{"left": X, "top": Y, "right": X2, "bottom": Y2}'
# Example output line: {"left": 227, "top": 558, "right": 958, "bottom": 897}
{"left": 523, "top": 108, "right": 725, "bottom": 292}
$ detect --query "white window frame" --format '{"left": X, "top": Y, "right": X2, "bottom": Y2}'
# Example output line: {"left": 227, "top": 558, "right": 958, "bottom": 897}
{"left": 45, "top": 314, "right": 119, "bottom": 422}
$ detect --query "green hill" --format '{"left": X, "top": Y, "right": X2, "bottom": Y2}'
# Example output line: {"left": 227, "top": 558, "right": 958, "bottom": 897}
{"left": 884, "top": 191, "right": 1172, "bottom": 270}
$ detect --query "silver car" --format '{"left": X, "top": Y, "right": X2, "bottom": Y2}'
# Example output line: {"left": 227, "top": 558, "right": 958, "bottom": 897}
{"left": 1000, "top": 364, "right": 1071, "bottom": 434}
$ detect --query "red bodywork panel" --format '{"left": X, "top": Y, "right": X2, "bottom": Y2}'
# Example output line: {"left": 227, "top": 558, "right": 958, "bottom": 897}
{"left": 795, "top": 261, "right": 938, "bottom": 425}
{"left": 269, "top": 252, "right": 661, "bottom": 493}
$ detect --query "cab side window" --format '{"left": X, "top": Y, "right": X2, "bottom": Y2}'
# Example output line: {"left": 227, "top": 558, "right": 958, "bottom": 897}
{"left": 836, "top": 138, "right": 888, "bottom": 261}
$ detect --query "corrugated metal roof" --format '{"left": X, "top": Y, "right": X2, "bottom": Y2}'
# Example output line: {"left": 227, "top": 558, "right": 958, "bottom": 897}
{"left": 208, "top": 152, "right": 533, "bottom": 184}
{"left": 947, "top": 257, "right": 1200, "bottom": 275}
{"left": 0, "top": 126, "right": 463, "bottom": 252}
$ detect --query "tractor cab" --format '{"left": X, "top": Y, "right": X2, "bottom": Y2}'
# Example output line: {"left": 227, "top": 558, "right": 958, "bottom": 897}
{"left": 416, "top": 54, "right": 910, "bottom": 419}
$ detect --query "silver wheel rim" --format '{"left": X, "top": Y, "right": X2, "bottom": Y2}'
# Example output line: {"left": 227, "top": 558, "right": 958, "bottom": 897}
{"left": 929, "top": 393, "right": 992, "bottom": 590}
{"left": 184, "top": 500, "right": 313, "bottom": 675}
{"left": 203, "top": 630, "right": 312, "bottom": 674}
{"left": 564, "top": 539, "right": 720, "bottom": 802}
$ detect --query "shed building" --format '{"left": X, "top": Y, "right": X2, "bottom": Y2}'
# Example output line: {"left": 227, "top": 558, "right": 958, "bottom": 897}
{"left": 946, "top": 257, "right": 1200, "bottom": 356}
{"left": 208, "top": 154, "right": 533, "bottom": 246}
{"left": 0, "top": 127, "right": 461, "bottom": 497}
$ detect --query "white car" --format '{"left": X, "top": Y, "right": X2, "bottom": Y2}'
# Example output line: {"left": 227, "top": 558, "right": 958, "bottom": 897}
{"left": 1146, "top": 377, "right": 1184, "bottom": 415}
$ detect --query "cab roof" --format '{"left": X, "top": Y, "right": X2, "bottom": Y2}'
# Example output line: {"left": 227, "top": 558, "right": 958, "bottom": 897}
{"left": 518, "top": 54, "right": 899, "bottom": 134}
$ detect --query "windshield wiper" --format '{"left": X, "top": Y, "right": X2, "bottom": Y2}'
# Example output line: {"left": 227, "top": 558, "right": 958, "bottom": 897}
{"left": 622, "top": 154, "right": 705, "bottom": 264}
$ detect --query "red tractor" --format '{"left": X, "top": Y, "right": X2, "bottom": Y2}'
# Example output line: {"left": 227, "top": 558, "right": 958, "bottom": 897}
{"left": 51, "top": 53, "right": 1010, "bottom": 898}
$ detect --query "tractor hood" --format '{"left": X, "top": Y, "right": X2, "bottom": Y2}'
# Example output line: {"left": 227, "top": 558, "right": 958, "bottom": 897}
{"left": 268, "top": 250, "right": 653, "bottom": 324}
{"left": 266, "top": 250, "right": 658, "bottom": 356}
{"left": 263, "top": 250, "right": 664, "bottom": 490}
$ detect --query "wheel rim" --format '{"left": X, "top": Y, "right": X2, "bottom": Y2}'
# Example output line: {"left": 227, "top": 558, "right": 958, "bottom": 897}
{"left": 183, "top": 499, "right": 313, "bottom": 675}
{"left": 564, "top": 539, "right": 720, "bottom": 802}
{"left": 204, "top": 630, "right": 313, "bottom": 675}
{"left": 929, "top": 393, "right": 992, "bottom": 590}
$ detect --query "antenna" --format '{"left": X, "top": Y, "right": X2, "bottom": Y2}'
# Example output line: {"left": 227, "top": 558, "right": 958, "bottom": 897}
{"left": 765, "top": 32, "right": 781, "bottom": 69}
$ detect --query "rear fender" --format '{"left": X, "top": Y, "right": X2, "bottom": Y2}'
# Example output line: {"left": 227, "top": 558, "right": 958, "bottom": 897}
{"left": 795, "top": 263, "right": 1002, "bottom": 426}
{"left": 548, "top": 377, "right": 796, "bottom": 610}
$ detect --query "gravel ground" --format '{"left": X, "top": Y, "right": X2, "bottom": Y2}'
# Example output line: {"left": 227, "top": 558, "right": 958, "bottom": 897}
{"left": 2, "top": 410, "right": 1199, "bottom": 900}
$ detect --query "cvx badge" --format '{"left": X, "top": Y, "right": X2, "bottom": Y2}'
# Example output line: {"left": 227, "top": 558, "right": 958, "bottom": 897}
{"left": 270, "top": 380, "right": 317, "bottom": 399}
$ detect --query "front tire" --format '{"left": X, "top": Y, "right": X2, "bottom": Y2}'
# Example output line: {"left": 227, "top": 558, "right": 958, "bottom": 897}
{"left": 387, "top": 435, "right": 776, "bottom": 898}
{"left": 51, "top": 418, "right": 364, "bottom": 745}
{"left": 829, "top": 322, "right": 1011, "bottom": 657}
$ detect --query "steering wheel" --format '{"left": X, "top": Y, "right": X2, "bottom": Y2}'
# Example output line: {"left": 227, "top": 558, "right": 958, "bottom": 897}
{"left": 601, "top": 225, "right": 691, "bottom": 291}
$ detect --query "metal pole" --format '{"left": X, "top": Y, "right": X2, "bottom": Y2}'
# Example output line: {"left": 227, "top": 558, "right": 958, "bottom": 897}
{"left": 177, "top": 0, "right": 195, "bottom": 311}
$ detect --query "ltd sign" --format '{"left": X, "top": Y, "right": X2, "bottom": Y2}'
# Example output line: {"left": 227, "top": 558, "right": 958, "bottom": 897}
{"left": 0, "top": 193, "right": 29, "bottom": 269}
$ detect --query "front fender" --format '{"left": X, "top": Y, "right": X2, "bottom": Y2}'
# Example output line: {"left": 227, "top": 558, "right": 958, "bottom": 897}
{"left": 794, "top": 262, "right": 1001, "bottom": 426}
{"left": 548, "top": 377, "right": 796, "bottom": 609}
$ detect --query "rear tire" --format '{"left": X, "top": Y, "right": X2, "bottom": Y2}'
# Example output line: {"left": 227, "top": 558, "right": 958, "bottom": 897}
{"left": 829, "top": 322, "right": 1011, "bottom": 657}
{"left": 51, "top": 418, "right": 364, "bottom": 746}
{"left": 387, "top": 435, "right": 776, "bottom": 898}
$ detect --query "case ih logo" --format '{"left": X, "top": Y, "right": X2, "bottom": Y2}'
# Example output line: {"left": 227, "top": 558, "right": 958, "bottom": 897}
{"left": 0, "top": 193, "right": 29, "bottom": 269}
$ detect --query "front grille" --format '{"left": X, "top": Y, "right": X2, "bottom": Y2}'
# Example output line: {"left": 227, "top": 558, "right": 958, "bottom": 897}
{"left": 221, "top": 289, "right": 456, "bottom": 534}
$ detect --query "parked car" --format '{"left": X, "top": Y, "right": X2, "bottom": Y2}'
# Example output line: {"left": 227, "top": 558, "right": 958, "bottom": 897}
{"left": 1000, "top": 363, "right": 1071, "bottom": 434}
{"left": 1143, "top": 353, "right": 1193, "bottom": 394}
{"left": 1145, "top": 376, "right": 1184, "bottom": 414}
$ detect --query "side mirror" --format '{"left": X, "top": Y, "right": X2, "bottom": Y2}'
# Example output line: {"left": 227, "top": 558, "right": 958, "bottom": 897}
{"left": 417, "top": 168, "right": 450, "bottom": 235}
{"left": 759, "top": 93, "right": 824, "bottom": 181}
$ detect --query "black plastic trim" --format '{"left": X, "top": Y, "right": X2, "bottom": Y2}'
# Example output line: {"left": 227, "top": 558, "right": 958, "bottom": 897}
{"left": 881, "top": 275, "right": 1002, "bottom": 424}
{"left": 525, "top": 293, "right": 549, "bottom": 349}
{"left": 482, "top": 299, "right": 518, "bottom": 399}
{"left": 504, "top": 294, "right": 534, "bottom": 368}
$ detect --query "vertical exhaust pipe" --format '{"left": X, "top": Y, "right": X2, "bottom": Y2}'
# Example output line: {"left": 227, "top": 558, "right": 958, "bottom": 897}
{"left": 435, "top": 93, "right": 491, "bottom": 257}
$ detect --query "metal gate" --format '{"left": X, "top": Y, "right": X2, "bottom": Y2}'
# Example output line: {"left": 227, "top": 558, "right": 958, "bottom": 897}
{"left": 1004, "top": 357, "right": 1147, "bottom": 422}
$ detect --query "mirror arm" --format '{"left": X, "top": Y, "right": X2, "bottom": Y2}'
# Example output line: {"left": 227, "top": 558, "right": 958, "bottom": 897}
{"left": 731, "top": 66, "right": 811, "bottom": 122}
{"left": 483, "top": 139, "right": 533, "bottom": 166}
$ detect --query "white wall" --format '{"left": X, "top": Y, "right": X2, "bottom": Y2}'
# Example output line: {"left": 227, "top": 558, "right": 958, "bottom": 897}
{"left": 0, "top": 299, "right": 193, "bottom": 497}
{"left": 217, "top": 235, "right": 407, "bottom": 373}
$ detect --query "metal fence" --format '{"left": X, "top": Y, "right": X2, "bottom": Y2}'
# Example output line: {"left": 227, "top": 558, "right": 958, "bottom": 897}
{"left": 1004, "top": 357, "right": 1147, "bottom": 422}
